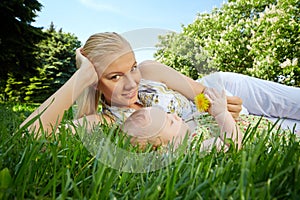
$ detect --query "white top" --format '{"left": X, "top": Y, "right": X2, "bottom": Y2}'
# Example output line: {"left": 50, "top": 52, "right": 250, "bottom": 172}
{"left": 102, "top": 79, "right": 198, "bottom": 124}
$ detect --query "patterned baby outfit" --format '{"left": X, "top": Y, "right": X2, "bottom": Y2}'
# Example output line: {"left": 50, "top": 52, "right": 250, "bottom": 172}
{"left": 102, "top": 79, "right": 198, "bottom": 123}
{"left": 102, "top": 79, "right": 276, "bottom": 137}
{"left": 192, "top": 114, "right": 278, "bottom": 142}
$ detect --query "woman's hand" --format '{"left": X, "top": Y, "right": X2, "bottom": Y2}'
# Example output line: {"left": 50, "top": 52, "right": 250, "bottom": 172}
{"left": 226, "top": 96, "right": 242, "bottom": 120}
{"left": 21, "top": 49, "right": 100, "bottom": 134}
{"left": 76, "top": 48, "right": 99, "bottom": 87}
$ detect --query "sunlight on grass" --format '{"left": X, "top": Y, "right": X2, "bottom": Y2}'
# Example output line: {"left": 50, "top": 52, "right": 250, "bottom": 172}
{"left": 0, "top": 102, "right": 299, "bottom": 199}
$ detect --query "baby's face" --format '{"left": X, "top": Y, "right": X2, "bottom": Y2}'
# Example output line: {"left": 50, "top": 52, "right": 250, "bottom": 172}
{"left": 148, "top": 108, "right": 190, "bottom": 147}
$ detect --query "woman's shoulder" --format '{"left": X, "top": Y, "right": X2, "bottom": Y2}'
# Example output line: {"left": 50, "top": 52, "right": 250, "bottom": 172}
{"left": 138, "top": 60, "right": 157, "bottom": 76}
{"left": 139, "top": 78, "right": 166, "bottom": 87}
{"left": 138, "top": 60, "right": 172, "bottom": 83}
{"left": 138, "top": 60, "right": 158, "bottom": 69}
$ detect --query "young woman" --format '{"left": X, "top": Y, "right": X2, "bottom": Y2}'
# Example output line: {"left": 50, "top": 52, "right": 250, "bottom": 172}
{"left": 21, "top": 32, "right": 300, "bottom": 135}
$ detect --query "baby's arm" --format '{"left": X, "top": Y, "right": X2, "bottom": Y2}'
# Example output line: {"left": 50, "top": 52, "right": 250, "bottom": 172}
{"left": 205, "top": 88, "right": 242, "bottom": 149}
{"left": 200, "top": 137, "right": 228, "bottom": 152}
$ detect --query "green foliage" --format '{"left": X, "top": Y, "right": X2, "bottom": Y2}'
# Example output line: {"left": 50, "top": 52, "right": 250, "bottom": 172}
{"left": 0, "top": 0, "right": 45, "bottom": 91}
{"left": 155, "top": 32, "right": 210, "bottom": 79}
{"left": 0, "top": 0, "right": 81, "bottom": 102}
{"left": 1, "top": 102, "right": 300, "bottom": 199}
{"left": 4, "top": 73, "right": 28, "bottom": 102}
{"left": 24, "top": 23, "right": 81, "bottom": 102}
{"left": 155, "top": 0, "right": 300, "bottom": 86}
{"left": 5, "top": 23, "right": 81, "bottom": 102}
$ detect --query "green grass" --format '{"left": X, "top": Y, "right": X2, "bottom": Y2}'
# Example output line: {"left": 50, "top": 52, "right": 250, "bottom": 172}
{"left": 0, "top": 102, "right": 300, "bottom": 199}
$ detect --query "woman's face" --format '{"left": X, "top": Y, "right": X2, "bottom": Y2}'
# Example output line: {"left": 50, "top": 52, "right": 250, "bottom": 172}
{"left": 98, "top": 51, "right": 141, "bottom": 107}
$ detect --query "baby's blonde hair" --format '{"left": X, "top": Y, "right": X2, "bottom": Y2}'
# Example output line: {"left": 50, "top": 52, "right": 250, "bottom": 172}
{"left": 75, "top": 32, "right": 132, "bottom": 119}
{"left": 123, "top": 108, "right": 164, "bottom": 149}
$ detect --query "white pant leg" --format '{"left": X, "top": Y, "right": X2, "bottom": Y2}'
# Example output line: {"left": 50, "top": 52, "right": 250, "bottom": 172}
{"left": 267, "top": 117, "right": 300, "bottom": 132}
{"left": 197, "top": 72, "right": 249, "bottom": 114}
{"left": 202, "top": 72, "right": 300, "bottom": 120}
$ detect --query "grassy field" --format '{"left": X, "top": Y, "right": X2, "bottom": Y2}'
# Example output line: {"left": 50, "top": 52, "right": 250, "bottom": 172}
{"left": 0, "top": 102, "right": 300, "bottom": 199}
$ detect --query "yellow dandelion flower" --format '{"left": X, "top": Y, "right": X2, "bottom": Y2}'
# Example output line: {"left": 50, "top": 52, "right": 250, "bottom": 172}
{"left": 194, "top": 93, "right": 210, "bottom": 112}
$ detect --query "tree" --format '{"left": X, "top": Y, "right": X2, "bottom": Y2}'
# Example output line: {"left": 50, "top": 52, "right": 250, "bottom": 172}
{"left": 155, "top": 32, "right": 211, "bottom": 79}
{"left": 5, "top": 23, "right": 82, "bottom": 102}
{"left": 0, "top": 1, "right": 82, "bottom": 102}
{"left": 0, "top": 0, "right": 45, "bottom": 96}
{"left": 155, "top": 0, "right": 300, "bottom": 86}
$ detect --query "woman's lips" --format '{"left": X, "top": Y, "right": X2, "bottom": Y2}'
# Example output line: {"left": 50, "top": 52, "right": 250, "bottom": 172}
{"left": 123, "top": 90, "right": 137, "bottom": 99}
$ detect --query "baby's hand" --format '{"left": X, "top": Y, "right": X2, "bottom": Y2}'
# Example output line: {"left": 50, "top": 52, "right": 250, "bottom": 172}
{"left": 204, "top": 88, "right": 227, "bottom": 117}
{"left": 204, "top": 88, "right": 242, "bottom": 150}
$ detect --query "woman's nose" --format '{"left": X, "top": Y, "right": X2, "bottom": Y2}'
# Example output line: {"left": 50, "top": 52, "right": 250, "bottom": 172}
{"left": 124, "top": 74, "right": 138, "bottom": 90}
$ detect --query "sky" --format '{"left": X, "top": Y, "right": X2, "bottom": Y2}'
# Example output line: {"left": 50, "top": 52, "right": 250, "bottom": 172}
{"left": 33, "top": 0, "right": 226, "bottom": 61}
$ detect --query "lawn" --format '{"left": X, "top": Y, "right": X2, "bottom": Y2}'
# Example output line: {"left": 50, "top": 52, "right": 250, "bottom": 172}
{"left": 0, "top": 102, "right": 299, "bottom": 199}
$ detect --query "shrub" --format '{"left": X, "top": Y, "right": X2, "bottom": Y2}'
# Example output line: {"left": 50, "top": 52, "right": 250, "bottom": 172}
{"left": 155, "top": 0, "right": 300, "bottom": 86}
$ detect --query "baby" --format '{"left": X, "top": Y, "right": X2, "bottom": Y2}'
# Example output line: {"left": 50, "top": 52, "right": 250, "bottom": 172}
{"left": 122, "top": 88, "right": 242, "bottom": 151}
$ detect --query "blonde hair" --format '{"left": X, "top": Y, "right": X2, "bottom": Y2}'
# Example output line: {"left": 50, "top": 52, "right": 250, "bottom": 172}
{"left": 123, "top": 108, "right": 164, "bottom": 149}
{"left": 75, "top": 32, "right": 132, "bottom": 119}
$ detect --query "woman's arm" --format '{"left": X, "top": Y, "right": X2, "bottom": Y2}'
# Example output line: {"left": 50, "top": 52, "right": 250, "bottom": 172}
{"left": 69, "top": 114, "right": 113, "bottom": 133}
{"left": 20, "top": 49, "right": 99, "bottom": 135}
{"left": 138, "top": 60, "right": 206, "bottom": 100}
{"left": 138, "top": 60, "right": 243, "bottom": 119}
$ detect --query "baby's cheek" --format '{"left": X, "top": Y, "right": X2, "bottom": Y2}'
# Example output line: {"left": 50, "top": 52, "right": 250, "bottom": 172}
{"left": 178, "top": 124, "right": 190, "bottom": 141}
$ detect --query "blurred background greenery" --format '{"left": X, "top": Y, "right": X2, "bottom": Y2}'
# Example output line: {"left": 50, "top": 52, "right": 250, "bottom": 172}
{"left": 1, "top": 0, "right": 299, "bottom": 104}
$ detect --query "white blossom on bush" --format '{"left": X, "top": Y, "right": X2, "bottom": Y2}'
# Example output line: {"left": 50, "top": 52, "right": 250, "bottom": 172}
{"left": 155, "top": 0, "right": 300, "bottom": 85}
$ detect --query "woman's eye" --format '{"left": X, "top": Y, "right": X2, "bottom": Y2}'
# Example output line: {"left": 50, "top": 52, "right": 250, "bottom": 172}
{"left": 110, "top": 75, "right": 121, "bottom": 81}
{"left": 131, "top": 66, "right": 137, "bottom": 72}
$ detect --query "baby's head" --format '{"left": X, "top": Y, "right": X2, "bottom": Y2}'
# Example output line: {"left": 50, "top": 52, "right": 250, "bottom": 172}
{"left": 122, "top": 107, "right": 190, "bottom": 149}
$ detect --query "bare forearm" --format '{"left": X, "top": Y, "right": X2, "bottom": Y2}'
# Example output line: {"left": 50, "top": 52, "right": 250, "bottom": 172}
{"left": 139, "top": 60, "right": 206, "bottom": 100}
{"left": 200, "top": 137, "right": 228, "bottom": 152}
{"left": 21, "top": 69, "right": 94, "bottom": 134}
